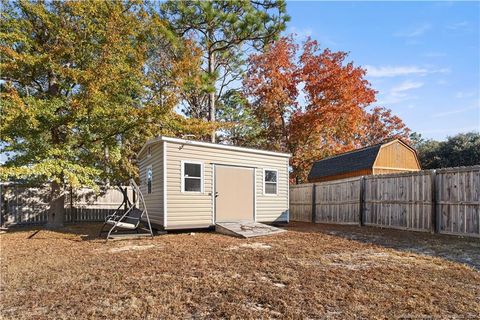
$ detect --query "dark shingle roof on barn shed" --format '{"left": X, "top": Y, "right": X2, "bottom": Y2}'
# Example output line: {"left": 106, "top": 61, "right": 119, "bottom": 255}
{"left": 308, "top": 144, "right": 382, "bottom": 181}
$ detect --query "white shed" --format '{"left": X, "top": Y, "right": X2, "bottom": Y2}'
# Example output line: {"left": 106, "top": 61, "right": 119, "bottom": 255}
{"left": 137, "top": 136, "right": 291, "bottom": 230}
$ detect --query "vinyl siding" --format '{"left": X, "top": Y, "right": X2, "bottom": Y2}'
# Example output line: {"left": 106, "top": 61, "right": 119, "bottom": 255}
{"left": 138, "top": 142, "right": 163, "bottom": 226}
{"left": 165, "top": 141, "right": 289, "bottom": 229}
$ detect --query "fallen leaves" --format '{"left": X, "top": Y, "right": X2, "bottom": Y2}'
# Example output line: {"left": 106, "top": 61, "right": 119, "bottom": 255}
{"left": 0, "top": 222, "right": 479, "bottom": 319}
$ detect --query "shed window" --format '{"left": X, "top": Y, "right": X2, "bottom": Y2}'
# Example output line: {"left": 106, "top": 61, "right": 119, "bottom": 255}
{"left": 147, "top": 166, "right": 152, "bottom": 194}
{"left": 264, "top": 169, "right": 278, "bottom": 195}
{"left": 182, "top": 161, "right": 203, "bottom": 192}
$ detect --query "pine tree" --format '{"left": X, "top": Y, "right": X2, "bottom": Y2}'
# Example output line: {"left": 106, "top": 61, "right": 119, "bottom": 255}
{"left": 160, "top": 0, "right": 289, "bottom": 142}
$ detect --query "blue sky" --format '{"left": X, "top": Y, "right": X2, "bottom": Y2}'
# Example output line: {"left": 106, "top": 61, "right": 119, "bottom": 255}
{"left": 286, "top": 1, "right": 480, "bottom": 140}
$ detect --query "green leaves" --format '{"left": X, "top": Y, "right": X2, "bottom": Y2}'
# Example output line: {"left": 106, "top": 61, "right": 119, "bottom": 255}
{"left": 160, "top": 0, "right": 289, "bottom": 129}
{"left": 216, "top": 89, "right": 263, "bottom": 147}
{"left": 0, "top": 159, "right": 101, "bottom": 189}
{"left": 0, "top": 0, "right": 199, "bottom": 188}
{"left": 413, "top": 132, "right": 480, "bottom": 169}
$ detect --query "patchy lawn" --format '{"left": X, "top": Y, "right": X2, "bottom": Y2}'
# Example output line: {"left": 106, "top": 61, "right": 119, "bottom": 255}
{"left": 1, "top": 222, "right": 479, "bottom": 319}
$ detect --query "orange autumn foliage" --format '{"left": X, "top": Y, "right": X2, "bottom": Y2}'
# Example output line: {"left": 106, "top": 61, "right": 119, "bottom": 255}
{"left": 245, "top": 36, "right": 410, "bottom": 183}
{"left": 245, "top": 36, "right": 300, "bottom": 152}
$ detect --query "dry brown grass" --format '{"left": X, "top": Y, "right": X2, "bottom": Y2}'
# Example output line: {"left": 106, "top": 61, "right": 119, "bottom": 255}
{"left": 1, "top": 222, "right": 479, "bottom": 319}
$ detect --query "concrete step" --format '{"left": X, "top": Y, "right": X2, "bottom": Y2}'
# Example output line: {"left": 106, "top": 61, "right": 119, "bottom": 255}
{"left": 215, "top": 221, "right": 286, "bottom": 238}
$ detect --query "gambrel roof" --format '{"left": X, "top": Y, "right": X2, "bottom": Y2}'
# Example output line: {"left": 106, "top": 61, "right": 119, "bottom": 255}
{"left": 308, "top": 144, "right": 382, "bottom": 181}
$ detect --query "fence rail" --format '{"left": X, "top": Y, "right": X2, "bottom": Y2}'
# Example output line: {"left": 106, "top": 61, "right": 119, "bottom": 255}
{"left": 315, "top": 177, "right": 361, "bottom": 225}
{"left": 289, "top": 183, "right": 313, "bottom": 222}
{"left": 289, "top": 166, "right": 480, "bottom": 238}
{"left": 1, "top": 185, "right": 133, "bottom": 226}
{"left": 436, "top": 167, "right": 480, "bottom": 236}
{"left": 363, "top": 171, "right": 433, "bottom": 232}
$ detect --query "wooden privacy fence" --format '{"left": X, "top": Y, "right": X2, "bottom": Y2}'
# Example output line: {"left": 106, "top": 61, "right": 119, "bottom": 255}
{"left": 315, "top": 178, "right": 361, "bottom": 225}
{"left": 363, "top": 171, "right": 433, "bottom": 231}
{"left": 289, "top": 183, "right": 313, "bottom": 222}
{"left": 289, "top": 166, "right": 480, "bottom": 238}
{"left": 436, "top": 167, "right": 480, "bottom": 236}
{"left": 0, "top": 184, "right": 133, "bottom": 226}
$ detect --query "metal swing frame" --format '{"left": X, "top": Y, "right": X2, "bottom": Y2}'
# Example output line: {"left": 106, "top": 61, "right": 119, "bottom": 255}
{"left": 99, "top": 179, "right": 153, "bottom": 240}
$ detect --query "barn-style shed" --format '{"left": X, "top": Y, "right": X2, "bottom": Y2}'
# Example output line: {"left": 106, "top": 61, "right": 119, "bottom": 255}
{"left": 137, "top": 136, "right": 291, "bottom": 230}
{"left": 308, "top": 139, "right": 420, "bottom": 183}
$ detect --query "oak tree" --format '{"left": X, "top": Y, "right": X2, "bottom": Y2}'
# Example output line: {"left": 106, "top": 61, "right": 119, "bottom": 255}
{"left": 245, "top": 36, "right": 410, "bottom": 182}
{"left": 0, "top": 0, "right": 210, "bottom": 226}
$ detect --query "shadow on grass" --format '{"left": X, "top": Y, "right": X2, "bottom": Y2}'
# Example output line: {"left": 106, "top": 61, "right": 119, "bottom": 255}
{"left": 3, "top": 222, "right": 215, "bottom": 242}
{"left": 2, "top": 223, "right": 105, "bottom": 241}
{"left": 6, "top": 221, "right": 478, "bottom": 270}
{"left": 286, "top": 222, "right": 480, "bottom": 270}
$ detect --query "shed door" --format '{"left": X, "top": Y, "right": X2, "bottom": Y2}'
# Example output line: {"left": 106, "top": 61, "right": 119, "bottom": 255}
{"left": 215, "top": 166, "right": 254, "bottom": 222}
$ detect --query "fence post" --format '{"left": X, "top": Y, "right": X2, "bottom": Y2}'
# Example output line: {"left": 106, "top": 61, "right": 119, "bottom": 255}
{"left": 431, "top": 170, "right": 438, "bottom": 233}
{"left": 15, "top": 185, "right": 20, "bottom": 224}
{"left": 311, "top": 183, "right": 316, "bottom": 223}
{"left": 70, "top": 185, "right": 74, "bottom": 223}
{"left": 359, "top": 176, "right": 365, "bottom": 226}
{"left": 0, "top": 184, "right": 3, "bottom": 227}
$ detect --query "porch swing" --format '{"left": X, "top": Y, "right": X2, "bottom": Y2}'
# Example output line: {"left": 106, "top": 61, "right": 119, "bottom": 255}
{"left": 99, "top": 179, "right": 154, "bottom": 240}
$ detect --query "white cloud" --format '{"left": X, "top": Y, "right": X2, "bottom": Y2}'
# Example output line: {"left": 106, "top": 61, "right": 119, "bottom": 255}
{"left": 455, "top": 90, "right": 478, "bottom": 99}
{"left": 391, "top": 81, "right": 424, "bottom": 93}
{"left": 421, "top": 126, "right": 480, "bottom": 134}
{"left": 288, "top": 26, "right": 339, "bottom": 46}
{"left": 377, "top": 80, "right": 424, "bottom": 105}
{"left": 422, "top": 52, "right": 447, "bottom": 58}
{"left": 288, "top": 26, "right": 314, "bottom": 39}
{"left": 395, "top": 23, "right": 431, "bottom": 38}
{"left": 447, "top": 21, "right": 470, "bottom": 30}
{"left": 365, "top": 65, "right": 449, "bottom": 78}
{"left": 366, "top": 66, "right": 428, "bottom": 77}
{"left": 432, "top": 105, "right": 479, "bottom": 118}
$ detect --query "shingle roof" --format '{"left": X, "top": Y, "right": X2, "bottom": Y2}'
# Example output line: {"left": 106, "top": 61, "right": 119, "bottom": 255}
{"left": 308, "top": 144, "right": 382, "bottom": 181}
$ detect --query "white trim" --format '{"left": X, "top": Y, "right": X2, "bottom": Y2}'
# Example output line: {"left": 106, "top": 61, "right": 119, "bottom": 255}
{"left": 211, "top": 163, "right": 215, "bottom": 225}
{"left": 286, "top": 159, "right": 290, "bottom": 223}
{"left": 215, "top": 164, "right": 256, "bottom": 170}
{"left": 263, "top": 168, "right": 279, "bottom": 196}
{"left": 181, "top": 160, "right": 204, "bottom": 193}
{"left": 138, "top": 136, "right": 291, "bottom": 159}
{"left": 146, "top": 165, "right": 153, "bottom": 194}
{"left": 163, "top": 142, "right": 167, "bottom": 228}
{"left": 254, "top": 167, "right": 257, "bottom": 222}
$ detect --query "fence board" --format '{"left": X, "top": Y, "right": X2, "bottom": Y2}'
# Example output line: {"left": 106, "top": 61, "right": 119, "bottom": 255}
{"left": 1, "top": 185, "right": 132, "bottom": 226}
{"left": 436, "top": 166, "right": 480, "bottom": 237}
{"left": 1, "top": 185, "right": 50, "bottom": 225}
{"left": 363, "top": 171, "right": 433, "bottom": 232}
{"left": 315, "top": 178, "right": 361, "bottom": 225}
{"left": 289, "top": 166, "right": 480, "bottom": 238}
{"left": 289, "top": 184, "right": 313, "bottom": 222}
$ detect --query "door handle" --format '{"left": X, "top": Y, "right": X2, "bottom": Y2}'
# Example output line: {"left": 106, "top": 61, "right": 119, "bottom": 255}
{"left": 215, "top": 191, "right": 219, "bottom": 198}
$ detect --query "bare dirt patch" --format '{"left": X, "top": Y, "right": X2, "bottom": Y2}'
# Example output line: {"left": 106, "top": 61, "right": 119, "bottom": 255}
{"left": 107, "top": 244, "right": 157, "bottom": 253}
{"left": 0, "top": 222, "right": 479, "bottom": 319}
{"left": 228, "top": 242, "right": 272, "bottom": 250}
{"left": 290, "top": 222, "right": 480, "bottom": 270}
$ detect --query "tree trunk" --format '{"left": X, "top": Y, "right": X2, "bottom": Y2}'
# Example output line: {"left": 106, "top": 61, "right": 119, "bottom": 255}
{"left": 208, "top": 50, "right": 216, "bottom": 143}
{"left": 46, "top": 181, "right": 65, "bottom": 229}
{"left": 46, "top": 76, "right": 65, "bottom": 228}
{"left": 104, "top": 144, "right": 110, "bottom": 186}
